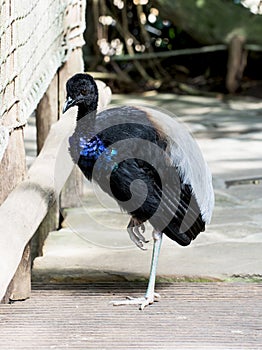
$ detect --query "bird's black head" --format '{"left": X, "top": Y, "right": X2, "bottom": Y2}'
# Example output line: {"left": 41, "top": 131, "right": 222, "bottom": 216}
{"left": 63, "top": 73, "right": 98, "bottom": 117}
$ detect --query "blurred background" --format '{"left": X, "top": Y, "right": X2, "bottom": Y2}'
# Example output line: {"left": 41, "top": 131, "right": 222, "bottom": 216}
{"left": 83, "top": 0, "right": 262, "bottom": 96}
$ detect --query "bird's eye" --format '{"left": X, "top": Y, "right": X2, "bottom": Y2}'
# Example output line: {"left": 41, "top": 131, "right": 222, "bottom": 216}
{"left": 81, "top": 89, "right": 88, "bottom": 95}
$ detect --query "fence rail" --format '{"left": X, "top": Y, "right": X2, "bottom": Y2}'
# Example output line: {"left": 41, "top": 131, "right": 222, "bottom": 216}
{"left": 0, "top": 109, "right": 75, "bottom": 301}
{"left": 0, "top": 0, "right": 86, "bottom": 301}
{"left": 0, "top": 78, "right": 111, "bottom": 302}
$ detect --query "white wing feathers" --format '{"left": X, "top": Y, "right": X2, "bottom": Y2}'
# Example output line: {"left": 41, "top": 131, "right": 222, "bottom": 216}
{"left": 140, "top": 106, "right": 214, "bottom": 224}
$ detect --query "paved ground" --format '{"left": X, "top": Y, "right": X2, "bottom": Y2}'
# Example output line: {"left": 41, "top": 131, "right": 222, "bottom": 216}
{"left": 25, "top": 93, "right": 262, "bottom": 283}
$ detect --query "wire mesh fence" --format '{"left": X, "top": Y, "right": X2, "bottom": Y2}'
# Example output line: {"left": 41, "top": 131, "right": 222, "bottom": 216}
{"left": 0, "top": 0, "right": 85, "bottom": 159}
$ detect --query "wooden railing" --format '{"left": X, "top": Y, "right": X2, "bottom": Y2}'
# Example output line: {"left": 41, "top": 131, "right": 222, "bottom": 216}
{"left": 0, "top": 69, "right": 111, "bottom": 302}
{"left": 0, "top": 0, "right": 86, "bottom": 302}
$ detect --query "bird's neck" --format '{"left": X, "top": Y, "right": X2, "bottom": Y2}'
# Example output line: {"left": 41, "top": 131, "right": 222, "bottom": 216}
{"left": 77, "top": 103, "right": 97, "bottom": 122}
{"left": 75, "top": 106, "right": 97, "bottom": 138}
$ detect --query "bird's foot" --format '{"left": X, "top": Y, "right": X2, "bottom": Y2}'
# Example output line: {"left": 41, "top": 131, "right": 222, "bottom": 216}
{"left": 111, "top": 292, "right": 160, "bottom": 310}
{"left": 127, "top": 218, "right": 149, "bottom": 250}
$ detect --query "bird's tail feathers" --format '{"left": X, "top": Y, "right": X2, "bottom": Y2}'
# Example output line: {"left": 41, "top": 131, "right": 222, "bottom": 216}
{"left": 150, "top": 181, "right": 205, "bottom": 246}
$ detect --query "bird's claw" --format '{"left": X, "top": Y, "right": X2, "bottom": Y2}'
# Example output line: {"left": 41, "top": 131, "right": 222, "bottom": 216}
{"left": 127, "top": 223, "right": 149, "bottom": 250}
{"left": 111, "top": 292, "right": 161, "bottom": 310}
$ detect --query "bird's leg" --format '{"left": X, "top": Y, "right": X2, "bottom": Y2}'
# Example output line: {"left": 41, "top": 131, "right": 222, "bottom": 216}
{"left": 127, "top": 217, "right": 149, "bottom": 250}
{"left": 111, "top": 231, "right": 163, "bottom": 310}
{"left": 143, "top": 231, "right": 162, "bottom": 305}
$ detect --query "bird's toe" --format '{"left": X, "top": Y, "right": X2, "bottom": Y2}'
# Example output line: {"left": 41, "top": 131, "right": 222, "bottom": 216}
{"left": 153, "top": 292, "right": 161, "bottom": 301}
{"left": 111, "top": 292, "right": 160, "bottom": 310}
{"left": 127, "top": 226, "right": 148, "bottom": 250}
{"left": 134, "top": 226, "right": 148, "bottom": 243}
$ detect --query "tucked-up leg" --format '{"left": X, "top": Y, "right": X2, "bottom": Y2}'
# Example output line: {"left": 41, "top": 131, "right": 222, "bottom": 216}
{"left": 111, "top": 230, "right": 163, "bottom": 310}
{"left": 127, "top": 217, "right": 149, "bottom": 250}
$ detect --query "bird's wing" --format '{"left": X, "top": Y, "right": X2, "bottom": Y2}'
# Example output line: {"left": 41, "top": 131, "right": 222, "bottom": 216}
{"left": 95, "top": 80, "right": 112, "bottom": 112}
{"left": 138, "top": 106, "right": 214, "bottom": 224}
{"left": 94, "top": 104, "right": 214, "bottom": 229}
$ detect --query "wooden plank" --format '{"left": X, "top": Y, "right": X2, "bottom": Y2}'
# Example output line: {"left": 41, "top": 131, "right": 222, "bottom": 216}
{"left": 0, "top": 110, "right": 76, "bottom": 302}
{"left": 59, "top": 48, "right": 84, "bottom": 209}
{"left": 31, "top": 74, "right": 60, "bottom": 262}
{"left": 0, "top": 127, "right": 30, "bottom": 303}
{"left": 111, "top": 45, "right": 227, "bottom": 61}
{"left": 31, "top": 202, "right": 59, "bottom": 262}
{"left": 226, "top": 35, "right": 247, "bottom": 93}
{"left": 0, "top": 282, "right": 261, "bottom": 348}
{"left": 0, "top": 128, "right": 26, "bottom": 204}
{"left": 36, "top": 74, "right": 59, "bottom": 153}
{"left": 3, "top": 244, "right": 31, "bottom": 303}
{"left": 58, "top": 48, "right": 84, "bottom": 120}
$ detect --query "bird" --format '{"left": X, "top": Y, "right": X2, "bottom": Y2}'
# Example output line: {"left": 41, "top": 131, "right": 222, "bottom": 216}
{"left": 63, "top": 73, "right": 214, "bottom": 310}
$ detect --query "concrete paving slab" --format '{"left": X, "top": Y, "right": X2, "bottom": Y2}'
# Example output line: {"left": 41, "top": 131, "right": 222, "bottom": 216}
{"left": 31, "top": 94, "right": 262, "bottom": 282}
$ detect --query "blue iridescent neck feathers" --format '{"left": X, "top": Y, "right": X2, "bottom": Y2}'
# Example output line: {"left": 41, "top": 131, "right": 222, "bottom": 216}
{"left": 79, "top": 135, "right": 105, "bottom": 158}
{"left": 69, "top": 134, "right": 118, "bottom": 173}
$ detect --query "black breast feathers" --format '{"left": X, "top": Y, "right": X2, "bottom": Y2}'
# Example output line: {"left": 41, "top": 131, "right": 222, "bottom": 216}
{"left": 69, "top": 105, "right": 208, "bottom": 246}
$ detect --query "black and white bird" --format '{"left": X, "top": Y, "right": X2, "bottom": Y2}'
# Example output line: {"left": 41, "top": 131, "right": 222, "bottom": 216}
{"left": 63, "top": 73, "right": 214, "bottom": 309}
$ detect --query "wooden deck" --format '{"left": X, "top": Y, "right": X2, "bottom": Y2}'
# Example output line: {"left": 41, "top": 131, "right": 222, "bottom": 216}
{"left": 0, "top": 282, "right": 261, "bottom": 349}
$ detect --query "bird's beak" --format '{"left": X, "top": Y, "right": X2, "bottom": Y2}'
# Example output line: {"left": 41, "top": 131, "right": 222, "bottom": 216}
{"left": 63, "top": 96, "right": 75, "bottom": 113}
